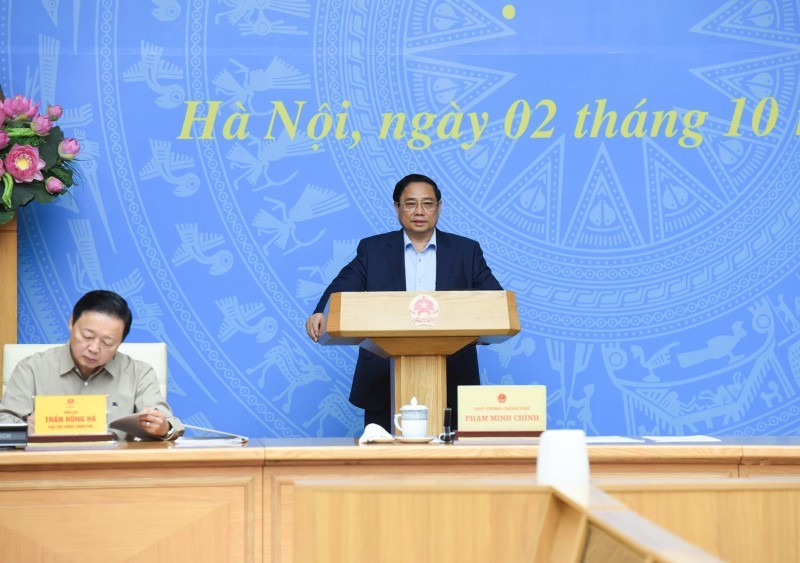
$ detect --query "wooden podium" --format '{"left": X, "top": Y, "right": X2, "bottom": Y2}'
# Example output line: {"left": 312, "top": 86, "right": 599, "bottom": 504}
{"left": 320, "top": 290, "right": 520, "bottom": 434}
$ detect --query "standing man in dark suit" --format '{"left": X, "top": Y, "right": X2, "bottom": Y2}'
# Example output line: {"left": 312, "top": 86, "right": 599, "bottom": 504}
{"left": 305, "top": 174, "right": 502, "bottom": 431}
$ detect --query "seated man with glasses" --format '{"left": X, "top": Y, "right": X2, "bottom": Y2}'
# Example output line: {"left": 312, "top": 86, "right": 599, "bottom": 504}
{"left": 305, "top": 173, "right": 502, "bottom": 432}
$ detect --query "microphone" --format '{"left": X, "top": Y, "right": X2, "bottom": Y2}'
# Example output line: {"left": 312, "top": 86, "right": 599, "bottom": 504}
{"left": 441, "top": 407, "right": 455, "bottom": 443}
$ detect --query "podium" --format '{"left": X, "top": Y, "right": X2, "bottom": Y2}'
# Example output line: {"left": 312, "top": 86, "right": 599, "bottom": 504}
{"left": 320, "top": 290, "right": 520, "bottom": 434}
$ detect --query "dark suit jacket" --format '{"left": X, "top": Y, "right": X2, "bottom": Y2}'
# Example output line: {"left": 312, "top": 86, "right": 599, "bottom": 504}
{"left": 314, "top": 229, "right": 502, "bottom": 413}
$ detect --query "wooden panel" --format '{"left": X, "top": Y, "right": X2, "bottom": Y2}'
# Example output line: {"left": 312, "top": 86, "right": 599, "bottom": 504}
{"left": 392, "top": 354, "right": 447, "bottom": 435}
{"left": 262, "top": 453, "right": 732, "bottom": 563}
{"left": 587, "top": 508, "right": 719, "bottom": 562}
{"left": 0, "top": 216, "right": 17, "bottom": 382}
{"left": 2, "top": 437, "right": 742, "bottom": 476}
{"left": 587, "top": 444, "right": 743, "bottom": 465}
{"left": 533, "top": 493, "right": 587, "bottom": 562}
{"left": 368, "top": 335, "right": 476, "bottom": 356}
{"left": 582, "top": 523, "right": 645, "bottom": 563}
{"left": 587, "top": 444, "right": 741, "bottom": 479}
{"left": 590, "top": 463, "right": 739, "bottom": 479}
{"left": 258, "top": 439, "right": 747, "bottom": 562}
{"left": 739, "top": 464, "right": 800, "bottom": 477}
{"left": 0, "top": 441, "right": 265, "bottom": 472}
{"left": 256, "top": 438, "right": 743, "bottom": 469}
{"left": 294, "top": 480, "right": 547, "bottom": 563}
{"left": 265, "top": 464, "right": 538, "bottom": 563}
{"left": 600, "top": 479, "right": 800, "bottom": 563}
{"left": 291, "top": 479, "right": 717, "bottom": 563}
{"left": 323, "top": 290, "right": 519, "bottom": 340}
{"left": 0, "top": 466, "right": 262, "bottom": 563}
{"left": 741, "top": 443, "right": 800, "bottom": 476}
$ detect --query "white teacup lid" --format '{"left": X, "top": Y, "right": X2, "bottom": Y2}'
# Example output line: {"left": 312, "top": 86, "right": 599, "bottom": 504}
{"left": 401, "top": 396, "right": 427, "bottom": 411}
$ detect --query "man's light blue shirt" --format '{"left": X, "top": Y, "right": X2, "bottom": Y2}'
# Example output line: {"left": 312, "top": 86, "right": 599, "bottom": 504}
{"left": 403, "top": 230, "right": 437, "bottom": 291}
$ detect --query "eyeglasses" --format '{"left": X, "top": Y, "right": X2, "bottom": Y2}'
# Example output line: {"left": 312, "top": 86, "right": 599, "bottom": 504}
{"left": 398, "top": 199, "right": 439, "bottom": 213}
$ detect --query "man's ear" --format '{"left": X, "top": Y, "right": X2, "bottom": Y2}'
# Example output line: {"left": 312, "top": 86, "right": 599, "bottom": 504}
{"left": 68, "top": 315, "right": 74, "bottom": 331}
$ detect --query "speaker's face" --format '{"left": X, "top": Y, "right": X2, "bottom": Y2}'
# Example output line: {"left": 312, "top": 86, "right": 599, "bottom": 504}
{"left": 395, "top": 182, "right": 442, "bottom": 243}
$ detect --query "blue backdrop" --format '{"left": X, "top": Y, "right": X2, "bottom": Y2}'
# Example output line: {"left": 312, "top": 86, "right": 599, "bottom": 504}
{"left": 3, "top": 0, "right": 800, "bottom": 438}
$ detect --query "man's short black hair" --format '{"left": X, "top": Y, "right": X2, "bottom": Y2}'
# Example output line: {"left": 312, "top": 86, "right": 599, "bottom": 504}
{"left": 72, "top": 290, "right": 133, "bottom": 341}
{"left": 392, "top": 174, "right": 441, "bottom": 203}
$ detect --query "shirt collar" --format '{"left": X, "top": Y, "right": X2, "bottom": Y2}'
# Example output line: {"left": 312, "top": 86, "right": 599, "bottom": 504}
{"left": 56, "top": 343, "right": 122, "bottom": 380}
{"left": 402, "top": 229, "right": 437, "bottom": 252}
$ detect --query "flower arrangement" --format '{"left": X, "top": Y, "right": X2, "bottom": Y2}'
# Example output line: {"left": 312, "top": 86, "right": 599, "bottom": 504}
{"left": 0, "top": 94, "right": 81, "bottom": 224}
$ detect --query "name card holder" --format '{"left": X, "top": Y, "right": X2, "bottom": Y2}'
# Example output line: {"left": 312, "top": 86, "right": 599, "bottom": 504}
{"left": 457, "top": 385, "right": 546, "bottom": 439}
{"left": 29, "top": 395, "right": 115, "bottom": 443}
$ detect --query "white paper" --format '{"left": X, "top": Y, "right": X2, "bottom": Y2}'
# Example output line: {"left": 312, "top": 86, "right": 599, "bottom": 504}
{"left": 109, "top": 413, "right": 150, "bottom": 439}
{"left": 584, "top": 436, "right": 645, "bottom": 444}
{"left": 643, "top": 435, "right": 721, "bottom": 443}
{"left": 182, "top": 424, "right": 248, "bottom": 441}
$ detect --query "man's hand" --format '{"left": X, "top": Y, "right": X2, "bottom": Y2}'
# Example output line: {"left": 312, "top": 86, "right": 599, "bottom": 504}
{"left": 139, "top": 407, "right": 170, "bottom": 438}
{"left": 306, "top": 313, "right": 325, "bottom": 342}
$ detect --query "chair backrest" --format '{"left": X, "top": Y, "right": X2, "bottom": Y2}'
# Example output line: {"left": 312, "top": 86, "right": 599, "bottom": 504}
{"left": 2, "top": 343, "right": 168, "bottom": 398}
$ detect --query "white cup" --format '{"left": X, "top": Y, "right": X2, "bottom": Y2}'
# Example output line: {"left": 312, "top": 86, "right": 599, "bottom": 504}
{"left": 536, "top": 429, "right": 590, "bottom": 505}
{"left": 394, "top": 397, "right": 428, "bottom": 438}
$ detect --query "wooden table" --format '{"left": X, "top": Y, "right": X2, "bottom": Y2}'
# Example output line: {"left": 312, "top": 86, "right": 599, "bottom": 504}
{"left": 0, "top": 441, "right": 265, "bottom": 563}
{"left": 1, "top": 436, "right": 799, "bottom": 562}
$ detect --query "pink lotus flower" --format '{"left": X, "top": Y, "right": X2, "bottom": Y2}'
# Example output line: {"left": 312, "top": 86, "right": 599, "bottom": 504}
{"left": 45, "top": 177, "right": 64, "bottom": 194}
{"left": 4, "top": 144, "right": 46, "bottom": 183}
{"left": 46, "top": 104, "right": 63, "bottom": 121}
{"left": 0, "top": 158, "right": 4, "bottom": 176}
{"left": 0, "top": 131, "right": 8, "bottom": 150}
{"left": 2, "top": 95, "right": 40, "bottom": 122}
{"left": 30, "top": 114, "right": 53, "bottom": 136}
{"left": 58, "top": 138, "right": 81, "bottom": 160}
